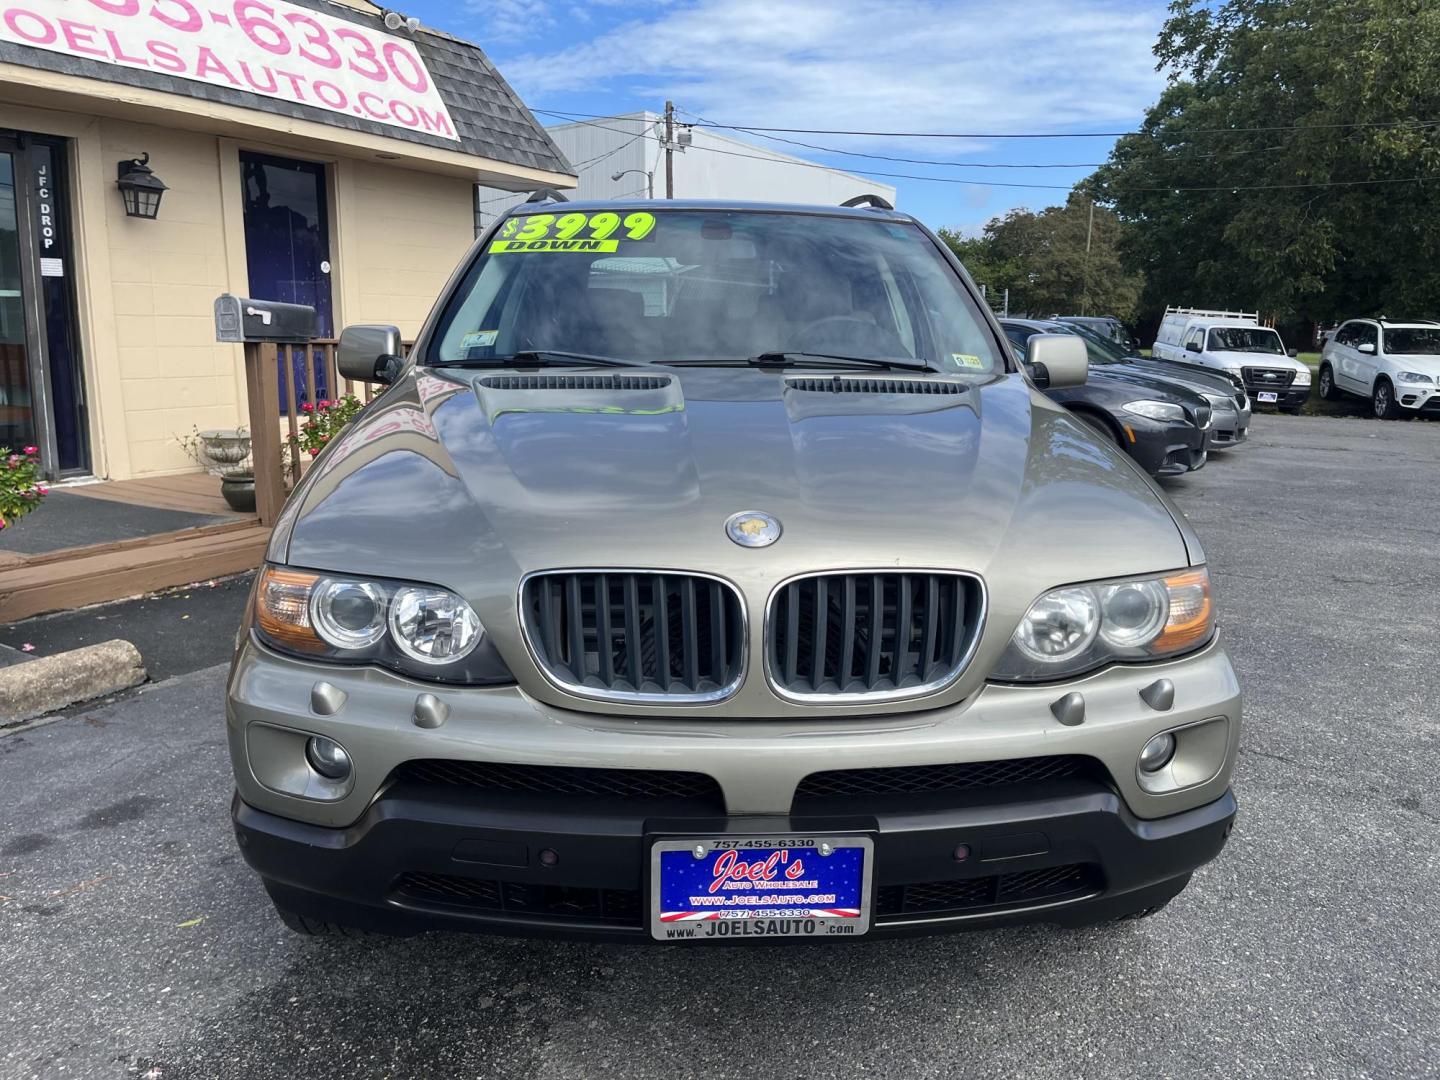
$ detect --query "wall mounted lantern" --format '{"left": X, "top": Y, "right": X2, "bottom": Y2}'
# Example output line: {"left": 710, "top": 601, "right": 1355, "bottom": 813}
{"left": 116, "top": 154, "right": 167, "bottom": 219}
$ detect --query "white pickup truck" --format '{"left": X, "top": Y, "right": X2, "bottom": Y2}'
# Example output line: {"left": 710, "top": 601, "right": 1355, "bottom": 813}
{"left": 1152, "top": 307, "right": 1311, "bottom": 413}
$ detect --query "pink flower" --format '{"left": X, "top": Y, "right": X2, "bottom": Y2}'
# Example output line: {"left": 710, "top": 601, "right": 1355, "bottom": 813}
{"left": 300, "top": 402, "right": 314, "bottom": 414}
{"left": 36, "top": 485, "right": 48, "bottom": 496}
{"left": 319, "top": 434, "right": 329, "bottom": 442}
{"left": 6, "top": 455, "right": 18, "bottom": 468}
{"left": 20, "top": 643, "right": 34, "bottom": 652}
{"left": 318, "top": 399, "right": 331, "bottom": 409}
{"left": 308, "top": 447, "right": 319, "bottom": 457}
{"left": 23, "top": 445, "right": 38, "bottom": 455}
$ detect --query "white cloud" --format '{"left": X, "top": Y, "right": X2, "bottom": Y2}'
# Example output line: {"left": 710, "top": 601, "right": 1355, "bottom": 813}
{"left": 493, "top": 0, "right": 1168, "bottom": 152}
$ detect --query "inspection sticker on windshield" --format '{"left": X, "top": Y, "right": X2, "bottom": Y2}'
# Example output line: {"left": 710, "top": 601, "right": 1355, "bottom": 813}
{"left": 490, "top": 211, "right": 657, "bottom": 254}
{"left": 650, "top": 835, "right": 872, "bottom": 941}
{"left": 951, "top": 353, "right": 986, "bottom": 369}
{"left": 459, "top": 330, "right": 498, "bottom": 349}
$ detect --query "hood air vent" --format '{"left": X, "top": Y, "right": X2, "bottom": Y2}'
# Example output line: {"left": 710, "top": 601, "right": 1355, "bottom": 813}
{"left": 480, "top": 374, "right": 672, "bottom": 391}
{"left": 785, "top": 377, "right": 968, "bottom": 396}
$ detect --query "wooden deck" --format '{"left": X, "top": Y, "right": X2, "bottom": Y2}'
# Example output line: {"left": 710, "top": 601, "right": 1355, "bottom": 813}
{"left": 62, "top": 472, "right": 250, "bottom": 519}
{"left": 0, "top": 473, "right": 269, "bottom": 623}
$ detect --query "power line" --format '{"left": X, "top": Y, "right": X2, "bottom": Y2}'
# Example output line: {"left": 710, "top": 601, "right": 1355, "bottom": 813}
{"left": 537, "top": 106, "right": 1440, "bottom": 140}
{"left": 671, "top": 106, "right": 1286, "bottom": 171}
{"left": 530, "top": 110, "right": 1440, "bottom": 194}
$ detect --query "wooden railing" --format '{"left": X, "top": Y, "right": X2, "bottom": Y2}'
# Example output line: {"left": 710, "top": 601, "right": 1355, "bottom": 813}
{"left": 245, "top": 337, "right": 401, "bottom": 526}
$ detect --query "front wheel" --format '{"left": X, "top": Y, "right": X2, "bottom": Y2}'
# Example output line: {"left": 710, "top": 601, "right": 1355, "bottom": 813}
{"left": 1373, "top": 378, "right": 1400, "bottom": 419}
{"left": 1317, "top": 364, "right": 1338, "bottom": 400}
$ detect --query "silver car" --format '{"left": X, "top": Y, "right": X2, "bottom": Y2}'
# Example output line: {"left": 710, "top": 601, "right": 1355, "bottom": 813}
{"left": 227, "top": 199, "right": 1240, "bottom": 942}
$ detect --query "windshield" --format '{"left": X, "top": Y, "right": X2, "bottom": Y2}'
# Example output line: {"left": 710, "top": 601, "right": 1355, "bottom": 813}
{"left": 1206, "top": 327, "right": 1284, "bottom": 354}
{"left": 1382, "top": 327, "right": 1440, "bottom": 355}
{"left": 429, "top": 209, "right": 1004, "bottom": 374}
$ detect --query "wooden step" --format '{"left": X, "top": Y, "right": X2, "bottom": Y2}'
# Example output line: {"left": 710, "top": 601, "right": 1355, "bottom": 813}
{"left": 0, "top": 521, "right": 270, "bottom": 622}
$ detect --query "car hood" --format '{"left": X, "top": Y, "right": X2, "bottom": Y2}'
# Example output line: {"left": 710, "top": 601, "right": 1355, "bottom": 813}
{"left": 1127, "top": 358, "right": 1244, "bottom": 399}
{"left": 1082, "top": 366, "right": 1208, "bottom": 407}
{"left": 1383, "top": 353, "right": 1440, "bottom": 375}
{"left": 270, "top": 366, "right": 1198, "bottom": 715}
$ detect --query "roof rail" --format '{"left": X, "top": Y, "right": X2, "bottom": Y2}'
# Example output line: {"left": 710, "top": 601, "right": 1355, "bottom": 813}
{"left": 1162, "top": 305, "right": 1259, "bottom": 321}
{"left": 840, "top": 193, "right": 895, "bottom": 210}
{"left": 525, "top": 188, "right": 571, "bottom": 204}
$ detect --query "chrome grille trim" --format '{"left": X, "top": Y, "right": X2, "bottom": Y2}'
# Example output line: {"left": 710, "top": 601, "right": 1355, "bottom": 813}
{"left": 764, "top": 569, "right": 987, "bottom": 704}
{"left": 518, "top": 569, "right": 747, "bottom": 705}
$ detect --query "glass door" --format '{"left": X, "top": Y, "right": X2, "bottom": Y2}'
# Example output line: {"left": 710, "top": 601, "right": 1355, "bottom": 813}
{"left": 0, "top": 146, "right": 38, "bottom": 458}
{"left": 0, "top": 133, "right": 90, "bottom": 478}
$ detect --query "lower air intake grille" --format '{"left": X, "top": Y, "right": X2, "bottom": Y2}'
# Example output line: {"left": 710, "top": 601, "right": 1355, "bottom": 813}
{"left": 768, "top": 571, "right": 983, "bottom": 700}
{"left": 792, "top": 755, "right": 1104, "bottom": 804}
{"left": 395, "top": 872, "right": 643, "bottom": 926}
{"left": 875, "top": 863, "right": 1100, "bottom": 921}
{"left": 522, "top": 571, "right": 744, "bottom": 702}
{"left": 390, "top": 759, "right": 724, "bottom": 805}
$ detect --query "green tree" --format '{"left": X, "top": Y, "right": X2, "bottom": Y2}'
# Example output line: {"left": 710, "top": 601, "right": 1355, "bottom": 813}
{"left": 940, "top": 195, "right": 1143, "bottom": 319}
{"left": 1088, "top": 0, "right": 1440, "bottom": 326}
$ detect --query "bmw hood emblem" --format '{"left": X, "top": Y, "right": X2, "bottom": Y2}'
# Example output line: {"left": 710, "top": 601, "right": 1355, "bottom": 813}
{"left": 725, "top": 511, "right": 782, "bottom": 548}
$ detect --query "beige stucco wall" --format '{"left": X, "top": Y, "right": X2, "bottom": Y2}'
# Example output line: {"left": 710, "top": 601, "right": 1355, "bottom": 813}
{"left": 3, "top": 100, "right": 484, "bottom": 480}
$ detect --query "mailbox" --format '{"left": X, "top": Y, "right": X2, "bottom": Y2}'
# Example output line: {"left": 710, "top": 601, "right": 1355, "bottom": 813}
{"left": 214, "top": 294, "right": 317, "bottom": 343}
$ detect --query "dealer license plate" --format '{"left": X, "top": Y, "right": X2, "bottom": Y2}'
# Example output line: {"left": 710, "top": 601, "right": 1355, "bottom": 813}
{"left": 1257, "top": 391, "right": 1278, "bottom": 402}
{"left": 650, "top": 836, "right": 872, "bottom": 941}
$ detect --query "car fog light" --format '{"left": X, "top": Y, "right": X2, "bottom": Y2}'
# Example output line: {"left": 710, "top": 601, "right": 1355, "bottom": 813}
{"left": 1138, "top": 732, "right": 1176, "bottom": 773}
{"left": 306, "top": 736, "right": 352, "bottom": 780}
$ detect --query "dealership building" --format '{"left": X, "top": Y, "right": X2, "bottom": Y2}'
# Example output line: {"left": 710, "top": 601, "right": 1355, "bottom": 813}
{"left": 0, "top": 0, "right": 571, "bottom": 482}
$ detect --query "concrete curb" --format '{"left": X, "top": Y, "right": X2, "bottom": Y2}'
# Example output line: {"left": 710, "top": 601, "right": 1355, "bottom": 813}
{"left": 0, "top": 639, "right": 147, "bottom": 723}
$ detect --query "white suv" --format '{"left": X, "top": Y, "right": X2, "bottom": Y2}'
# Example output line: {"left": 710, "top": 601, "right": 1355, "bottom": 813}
{"left": 1319, "top": 319, "right": 1440, "bottom": 419}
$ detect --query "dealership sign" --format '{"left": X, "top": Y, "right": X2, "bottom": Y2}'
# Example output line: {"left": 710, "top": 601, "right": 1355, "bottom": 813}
{"left": 1, "top": 0, "right": 458, "bottom": 140}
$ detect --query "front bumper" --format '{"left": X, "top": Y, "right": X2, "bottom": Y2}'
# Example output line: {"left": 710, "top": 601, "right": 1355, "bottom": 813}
{"left": 235, "top": 783, "right": 1237, "bottom": 941}
{"left": 1245, "top": 382, "right": 1310, "bottom": 408}
{"left": 1123, "top": 418, "right": 1207, "bottom": 476}
{"left": 227, "top": 634, "right": 1241, "bottom": 939}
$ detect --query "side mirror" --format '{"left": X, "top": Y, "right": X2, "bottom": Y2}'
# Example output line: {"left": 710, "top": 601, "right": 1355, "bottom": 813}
{"left": 1025, "top": 333, "right": 1087, "bottom": 389}
{"left": 1287, "top": 347, "right": 1299, "bottom": 358}
{"left": 1358, "top": 342, "right": 1376, "bottom": 355}
{"left": 1185, "top": 340, "right": 1202, "bottom": 353}
{"left": 338, "top": 324, "right": 404, "bottom": 385}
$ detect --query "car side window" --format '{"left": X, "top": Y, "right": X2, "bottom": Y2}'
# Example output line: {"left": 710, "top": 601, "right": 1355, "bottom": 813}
{"left": 1184, "top": 327, "right": 1204, "bottom": 350}
{"left": 1334, "top": 324, "right": 1353, "bottom": 347}
{"left": 1357, "top": 323, "right": 1378, "bottom": 350}
{"left": 1003, "top": 327, "right": 1031, "bottom": 349}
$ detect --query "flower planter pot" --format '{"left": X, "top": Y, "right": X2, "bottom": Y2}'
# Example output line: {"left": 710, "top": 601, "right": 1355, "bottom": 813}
{"left": 220, "top": 477, "right": 257, "bottom": 513}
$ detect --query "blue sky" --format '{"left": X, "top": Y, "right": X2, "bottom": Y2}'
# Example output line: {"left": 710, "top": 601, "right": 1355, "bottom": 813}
{"left": 408, "top": 0, "right": 1173, "bottom": 234}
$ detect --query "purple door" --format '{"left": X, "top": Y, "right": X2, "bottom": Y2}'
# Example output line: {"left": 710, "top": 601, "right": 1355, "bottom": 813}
{"left": 240, "top": 152, "right": 333, "bottom": 411}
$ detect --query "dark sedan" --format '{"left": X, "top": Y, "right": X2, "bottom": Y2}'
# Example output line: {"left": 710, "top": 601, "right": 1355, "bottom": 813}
{"left": 1012, "top": 319, "right": 1253, "bottom": 450}
{"left": 1003, "top": 320, "right": 1210, "bottom": 477}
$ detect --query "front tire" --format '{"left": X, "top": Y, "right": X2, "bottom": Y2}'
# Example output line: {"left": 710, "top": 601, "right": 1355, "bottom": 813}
{"left": 1077, "top": 412, "right": 1122, "bottom": 447}
{"left": 1317, "top": 363, "right": 1338, "bottom": 400}
{"left": 1373, "top": 378, "right": 1400, "bottom": 419}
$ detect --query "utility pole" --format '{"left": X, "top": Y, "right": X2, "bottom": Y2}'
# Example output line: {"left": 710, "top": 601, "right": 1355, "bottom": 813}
{"left": 1081, "top": 198, "right": 1095, "bottom": 316}
{"left": 663, "top": 99, "right": 675, "bottom": 199}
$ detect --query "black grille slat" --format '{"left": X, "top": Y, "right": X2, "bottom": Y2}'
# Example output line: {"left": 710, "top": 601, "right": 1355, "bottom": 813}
{"left": 793, "top": 755, "right": 1104, "bottom": 803}
{"left": 392, "top": 759, "right": 723, "bottom": 803}
{"left": 525, "top": 572, "right": 743, "bottom": 700}
{"left": 770, "top": 572, "right": 981, "bottom": 698}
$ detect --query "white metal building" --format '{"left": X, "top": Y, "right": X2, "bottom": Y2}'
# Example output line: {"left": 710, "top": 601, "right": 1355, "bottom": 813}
{"left": 475, "top": 112, "right": 896, "bottom": 231}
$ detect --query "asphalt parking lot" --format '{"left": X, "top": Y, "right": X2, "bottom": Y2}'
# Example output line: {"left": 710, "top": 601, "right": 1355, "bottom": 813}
{"left": 2, "top": 414, "right": 1437, "bottom": 1080}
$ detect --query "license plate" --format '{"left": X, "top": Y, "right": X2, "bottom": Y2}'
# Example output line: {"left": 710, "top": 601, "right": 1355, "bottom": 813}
{"left": 1257, "top": 391, "right": 1278, "bottom": 402}
{"left": 650, "top": 836, "right": 873, "bottom": 941}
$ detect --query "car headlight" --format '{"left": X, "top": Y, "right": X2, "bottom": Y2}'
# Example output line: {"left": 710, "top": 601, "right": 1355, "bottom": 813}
{"left": 1122, "top": 400, "right": 1187, "bottom": 423}
{"left": 254, "top": 565, "right": 513, "bottom": 684}
{"left": 1203, "top": 393, "right": 1235, "bottom": 412}
{"left": 1292, "top": 368, "right": 1312, "bottom": 386}
{"left": 1396, "top": 371, "right": 1435, "bottom": 384}
{"left": 992, "top": 567, "right": 1214, "bottom": 682}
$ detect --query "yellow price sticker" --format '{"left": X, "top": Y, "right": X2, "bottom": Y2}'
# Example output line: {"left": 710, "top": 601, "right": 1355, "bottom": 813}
{"left": 493, "top": 210, "right": 656, "bottom": 253}
{"left": 951, "top": 353, "right": 987, "bottom": 369}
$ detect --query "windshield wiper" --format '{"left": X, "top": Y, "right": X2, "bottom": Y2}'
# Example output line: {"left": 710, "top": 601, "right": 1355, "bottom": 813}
{"left": 670, "top": 352, "right": 940, "bottom": 373}
{"left": 433, "top": 350, "right": 639, "bottom": 369}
